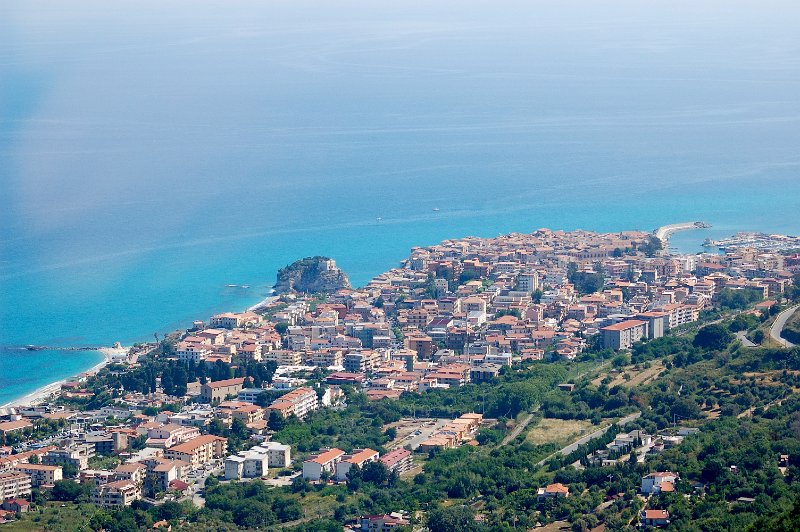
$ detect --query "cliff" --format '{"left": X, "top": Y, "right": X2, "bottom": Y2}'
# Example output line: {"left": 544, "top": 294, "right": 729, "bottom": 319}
{"left": 273, "top": 256, "right": 351, "bottom": 295}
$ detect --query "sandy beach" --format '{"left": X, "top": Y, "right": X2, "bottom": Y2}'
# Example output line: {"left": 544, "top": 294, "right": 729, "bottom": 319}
{"left": 248, "top": 294, "right": 279, "bottom": 312}
{"left": 0, "top": 346, "right": 128, "bottom": 410}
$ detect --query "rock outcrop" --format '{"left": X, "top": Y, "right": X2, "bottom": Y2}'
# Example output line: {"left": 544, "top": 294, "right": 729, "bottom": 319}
{"left": 273, "top": 256, "right": 351, "bottom": 295}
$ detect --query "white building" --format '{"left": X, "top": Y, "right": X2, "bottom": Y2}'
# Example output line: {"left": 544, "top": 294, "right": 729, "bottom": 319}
{"left": 334, "top": 448, "right": 380, "bottom": 481}
{"left": 302, "top": 448, "right": 344, "bottom": 481}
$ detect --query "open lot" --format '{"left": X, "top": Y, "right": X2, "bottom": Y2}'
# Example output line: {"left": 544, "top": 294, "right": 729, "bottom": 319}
{"left": 384, "top": 417, "right": 450, "bottom": 450}
{"left": 525, "top": 418, "right": 594, "bottom": 446}
{"left": 592, "top": 360, "right": 666, "bottom": 389}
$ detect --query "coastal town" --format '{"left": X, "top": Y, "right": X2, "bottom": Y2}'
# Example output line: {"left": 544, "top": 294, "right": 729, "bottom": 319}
{"left": 1, "top": 226, "right": 799, "bottom": 531}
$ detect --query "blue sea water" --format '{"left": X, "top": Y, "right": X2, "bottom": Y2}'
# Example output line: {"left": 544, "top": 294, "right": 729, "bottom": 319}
{"left": 2, "top": 0, "right": 800, "bottom": 405}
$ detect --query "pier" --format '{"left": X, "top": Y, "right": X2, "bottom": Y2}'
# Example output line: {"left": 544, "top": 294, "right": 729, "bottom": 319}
{"left": 653, "top": 221, "right": 710, "bottom": 247}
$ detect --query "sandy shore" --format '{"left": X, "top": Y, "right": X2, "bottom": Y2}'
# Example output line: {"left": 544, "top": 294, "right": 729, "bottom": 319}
{"left": 0, "top": 346, "right": 128, "bottom": 410}
{"left": 248, "top": 294, "right": 279, "bottom": 312}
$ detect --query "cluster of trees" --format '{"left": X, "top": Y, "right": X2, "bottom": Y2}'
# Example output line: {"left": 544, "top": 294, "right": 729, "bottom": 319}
{"left": 716, "top": 287, "right": 764, "bottom": 310}
{"left": 567, "top": 262, "right": 604, "bottom": 295}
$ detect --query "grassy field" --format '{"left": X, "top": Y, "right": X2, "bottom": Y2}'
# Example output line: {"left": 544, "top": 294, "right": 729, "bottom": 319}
{"left": 591, "top": 360, "right": 665, "bottom": 389}
{"left": 3, "top": 502, "right": 103, "bottom": 532}
{"left": 525, "top": 418, "right": 593, "bottom": 446}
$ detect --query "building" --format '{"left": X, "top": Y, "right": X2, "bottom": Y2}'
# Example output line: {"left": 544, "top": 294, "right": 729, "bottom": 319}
{"left": 335, "top": 448, "right": 380, "bottom": 481}
{"left": 0, "top": 420, "right": 33, "bottom": 437}
{"left": 359, "top": 513, "right": 410, "bottom": 531}
{"left": 91, "top": 479, "right": 141, "bottom": 508}
{"left": 266, "top": 387, "right": 319, "bottom": 419}
{"left": 257, "top": 442, "right": 292, "bottom": 468}
{"left": 113, "top": 462, "right": 147, "bottom": 486}
{"left": 200, "top": 377, "right": 245, "bottom": 403}
{"left": 470, "top": 363, "right": 502, "bottom": 383}
{"left": 164, "top": 435, "right": 228, "bottom": 468}
{"left": 302, "top": 448, "right": 344, "bottom": 481}
{"left": 601, "top": 320, "right": 649, "bottom": 350}
{"left": 537, "top": 482, "right": 569, "bottom": 500}
{"left": 145, "top": 424, "right": 201, "bottom": 449}
{"left": 14, "top": 464, "right": 62, "bottom": 487}
{"left": 225, "top": 448, "right": 269, "bottom": 480}
{"left": 641, "top": 472, "right": 679, "bottom": 494}
{"left": 0, "top": 471, "right": 32, "bottom": 499}
{"left": 43, "top": 444, "right": 95, "bottom": 471}
{"left": 640, "top": 509, "right": 670, "bottom": 527}
{"left": 379, "top": 448, "right": 413, "bottom": 475}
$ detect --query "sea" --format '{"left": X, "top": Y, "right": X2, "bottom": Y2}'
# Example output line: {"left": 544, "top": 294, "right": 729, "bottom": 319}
{"left": 2, "top": 0, "right": 799, "bottom": 406}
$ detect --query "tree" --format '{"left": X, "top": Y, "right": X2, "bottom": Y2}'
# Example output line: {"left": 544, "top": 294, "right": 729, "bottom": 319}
{"left": 427, "top": 506, "right": 483, "bottom": 532}
{"left": 51, "top": 479, "right": 90, "bottom": 501}
{"left": 693, "top": 324, "right": 734, "bottom": 351}
{"left": 268, "top": 411, "right": 286, "bottom": 431}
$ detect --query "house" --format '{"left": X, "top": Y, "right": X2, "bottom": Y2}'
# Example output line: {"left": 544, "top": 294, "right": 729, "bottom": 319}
{"left": 360, "top": 513, "right": 410, "bottom": 531}
{"left": 200, "top": 378, "right": 245, "bottom": 403}
{"left": 537, "top": 482, "right": 569, "bottom": 500}
{"left": 1, "top": 499, "right": 30, "bottom": 514}
{"left": 302, "top": 448, "right": 345, "bottom": 481}
{"left": 641, "top": 472, "right": 678, "bottom": 494}
{"left": 335, "top": 448, "right": 380, "bottom": 481}
{"left": 640, "top": 509, "right": 670, "bottom": 527}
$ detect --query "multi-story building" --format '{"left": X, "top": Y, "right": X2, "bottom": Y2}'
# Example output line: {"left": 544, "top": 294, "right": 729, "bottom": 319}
{"left": 0, "top": 471, "right": 32, "bottom": 499}
{"left": 601, "top": 320, "right": 648, "bottom": 350}
{"left": 379, "top": 448, "right": 413, "bottom": 475}
{"left": 43, "top": 444, "right": 95, "bottom": 471}
{"left": 91, "top": 479, "right": 141, "bottom": 508}
{"left": 14, "top": 464, "right": 62, "bottom": 487}
{"left": 164, "top": 435, "right": 228, "bottom": 469}
{"left": 262, "top": 350, "right": 303, "bottom": 366}
{"left": 335, "top": 449, "right": 380, "bottom": 481}
{"left": 145, "top": 424, "right": 201, "bottom": 449}
{"left": 266, "top": 387, "right": 318, "bottom": 419}
{"left": 302, "top": 448, "right": 344, "bottom": 481}
{"left": 200, "top": 377, "right": 245, "bottom": 403}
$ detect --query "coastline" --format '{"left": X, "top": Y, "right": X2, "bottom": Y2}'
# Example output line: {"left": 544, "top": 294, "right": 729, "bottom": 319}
{"left": 0, "top": 346, "right": 127, "bottom": 410}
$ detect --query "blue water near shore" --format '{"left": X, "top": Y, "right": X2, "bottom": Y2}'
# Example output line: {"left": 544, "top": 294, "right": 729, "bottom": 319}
{"left": 2, "top": 0, "right": 800, "bottom": 404}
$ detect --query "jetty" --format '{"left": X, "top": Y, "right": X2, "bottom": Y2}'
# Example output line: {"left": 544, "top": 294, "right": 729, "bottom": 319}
{"left": 653, "top": 221, "right": 710, "bottom": 246}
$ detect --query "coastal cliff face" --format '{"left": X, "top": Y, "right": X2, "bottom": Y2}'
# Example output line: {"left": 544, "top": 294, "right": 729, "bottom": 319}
{"left": 273, "top": 256, "right": 351, "bottom": 294}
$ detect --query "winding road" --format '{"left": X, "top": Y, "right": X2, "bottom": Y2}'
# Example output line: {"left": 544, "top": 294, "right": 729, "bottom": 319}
{"left": 770, "top": 304, "right": 799, "bottom": 348}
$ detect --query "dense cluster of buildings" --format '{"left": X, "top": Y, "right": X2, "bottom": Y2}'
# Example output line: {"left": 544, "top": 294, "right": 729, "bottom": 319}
{"left": 0, "top": 228, "right": 794, "bottom": 520}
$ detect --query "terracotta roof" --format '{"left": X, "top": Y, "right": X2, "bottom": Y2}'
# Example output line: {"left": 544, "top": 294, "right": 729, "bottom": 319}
{"left": 306, "top": 448, "right": 344, "bottom": 465}
{"left": 204, "top": 378, "right": 245, "bottom": 389}
{"left": 546, "top": 482, "right": 569, "bottom": 494}
{"left": 345, "top": 449, "right": 379, "bottom": 464}
{"left": 602, "top": 320, "right": 647, "bottom": 331}
{"left": 167, "top": 435, "right": 226, "bottom": 454}
{"left": 644, "top": 509, "right": 669, "bottom": 519}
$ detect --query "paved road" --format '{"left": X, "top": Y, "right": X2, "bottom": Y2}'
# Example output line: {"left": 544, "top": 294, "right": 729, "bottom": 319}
{"left": 536, "top": 412, "right": 641, "bottom": 466}
{"left": 735, "top": 331, "right": 757, "bottom": 348}
{"left": 500, "top": 408, "right": 539, "bottom": 447}
{"left": 770, "top": 304, "right": 799, "bottom": 348}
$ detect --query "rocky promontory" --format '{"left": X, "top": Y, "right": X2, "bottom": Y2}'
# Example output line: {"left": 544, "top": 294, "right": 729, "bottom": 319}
{"left": 273, "top": 256, "right": 351, "bottom": 295}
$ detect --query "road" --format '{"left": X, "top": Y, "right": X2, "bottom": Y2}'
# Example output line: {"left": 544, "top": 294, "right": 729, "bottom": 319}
{"left": 770, "top": 304, "right": 799, "bottom": 348}
{"left": 535, "top": 412, "right": 641, "bottom": 466}
{"left": 735, "top": 331, "right": 757, "bottom": 348}
{"left": 499, "top": 408, "right": 539, "bottom": 447}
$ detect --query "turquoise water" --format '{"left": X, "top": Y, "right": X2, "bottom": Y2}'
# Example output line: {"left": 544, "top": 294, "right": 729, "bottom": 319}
{"left": 2, "top": 0, "right": 800, "bottom": 403}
